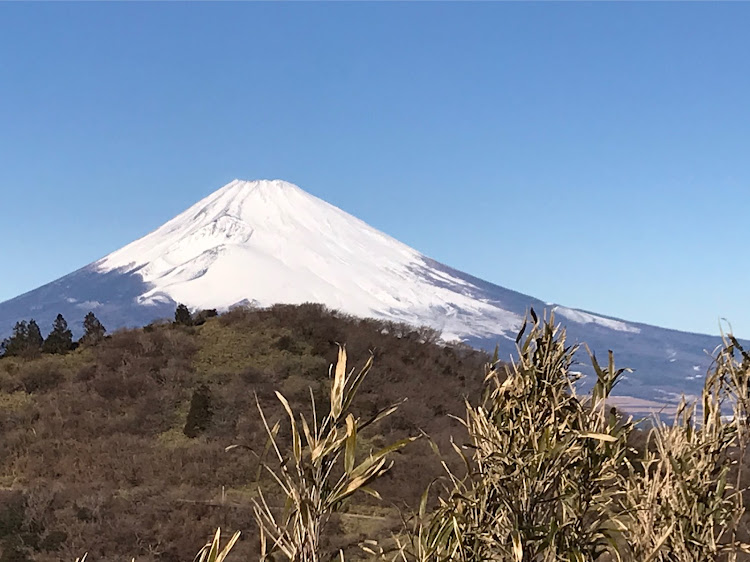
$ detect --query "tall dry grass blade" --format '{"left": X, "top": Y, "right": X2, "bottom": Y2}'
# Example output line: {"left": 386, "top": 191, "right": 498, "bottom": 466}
{"left": 237, "top": 341, "right": 414, "bottom": 562}
{"left": 331, "top": 345, "right": 347, "bottom": 420}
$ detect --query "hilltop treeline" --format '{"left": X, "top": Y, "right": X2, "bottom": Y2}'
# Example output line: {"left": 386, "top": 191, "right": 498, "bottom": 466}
{"left": 0, "top": 303, "right": 214, "bottom": 359}
{"left": 1, "top": 312, "right": 105, "bottom": 358}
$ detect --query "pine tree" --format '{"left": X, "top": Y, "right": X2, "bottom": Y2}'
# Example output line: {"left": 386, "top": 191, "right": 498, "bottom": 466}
{"left": 26, "top": 320, "right": 43, "bottom": 355}
{"left": 183, "top": 384, "right": 212, "bottom": 438}
{"left": 1, "top": 321, "right": 29, "bottom": 357}
{"left": 80, "top": 312, "right": 106, "bottom": 346}
{"left": 42, "top": 314, "right": 73, "bottom": 354}
{"left": 174, "top": 303, "right": 192, "bottom": 326}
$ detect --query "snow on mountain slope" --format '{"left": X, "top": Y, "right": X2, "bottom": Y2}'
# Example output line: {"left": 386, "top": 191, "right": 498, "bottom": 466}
{"left": 551, "top": 306, "right": 641, "bottom": 334}
{"left": 0, "top": 178, "right": 740, "bottom": 407}
{"left": 96, "top": 179, "right": 524, "bottom": 341}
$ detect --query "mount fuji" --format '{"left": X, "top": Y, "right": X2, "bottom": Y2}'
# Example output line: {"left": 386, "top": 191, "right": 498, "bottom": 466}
{"left": 0, "top": 179, "right": 731, "bottom": 408}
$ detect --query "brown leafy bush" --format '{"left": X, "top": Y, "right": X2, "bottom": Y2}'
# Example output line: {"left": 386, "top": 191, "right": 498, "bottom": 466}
{"left": 19, "top": 367, "right": 62, "bottom": 395}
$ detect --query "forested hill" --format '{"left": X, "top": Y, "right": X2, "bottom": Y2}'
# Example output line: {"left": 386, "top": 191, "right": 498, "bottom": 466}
{"left": 0, "top": 303, "right": 488, "bottom": 561}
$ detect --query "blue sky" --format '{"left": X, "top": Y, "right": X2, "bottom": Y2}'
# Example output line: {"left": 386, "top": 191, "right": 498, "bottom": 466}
{"left": 1, "top": 3, "right": 748, "bottom": 337}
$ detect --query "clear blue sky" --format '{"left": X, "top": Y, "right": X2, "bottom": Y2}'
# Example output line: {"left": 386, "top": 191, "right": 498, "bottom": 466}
{"left": 1, "top": 3, "right": 748, "bottom": 337}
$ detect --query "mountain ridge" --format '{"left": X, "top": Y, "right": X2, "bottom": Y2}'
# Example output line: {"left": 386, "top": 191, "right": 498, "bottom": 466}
{"left": 0, "top": 178, "right": 739, "bottom": 405}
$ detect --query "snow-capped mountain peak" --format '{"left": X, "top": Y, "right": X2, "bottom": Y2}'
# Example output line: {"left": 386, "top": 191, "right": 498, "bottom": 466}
{"left": 0, "top": 178, "right": 738, "bottom": 409}
{"left": 96, "top": 179, "right": 521, "bottom": 340}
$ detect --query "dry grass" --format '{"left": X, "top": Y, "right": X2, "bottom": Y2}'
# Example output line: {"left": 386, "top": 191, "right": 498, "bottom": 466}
{"left": 3, "top": 305, "right": 750, "bottom": 561}
{"left": 390, "top": 311, "right": 750, "bottom": 562}
{"left": 246, "top": 346, "right": 416, "bottom": 562}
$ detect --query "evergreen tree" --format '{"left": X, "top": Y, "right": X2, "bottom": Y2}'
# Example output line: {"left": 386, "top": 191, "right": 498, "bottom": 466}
{"left": 183, "top": 384, "right": 212, "bottom": 438}
{"left": 42, "top": 314, "right": 73, "bottom": 354}
{"left": 174, "top": 303, "right": 192, "bottom": 326}
{"left": 1, "top": 321, "right": 29, "bottom": 357}
{"left": 81, "top": 312, "right": 106, "bottom": 346}
{"left": 26, "top": 320, "right": 43, "bottom": 355}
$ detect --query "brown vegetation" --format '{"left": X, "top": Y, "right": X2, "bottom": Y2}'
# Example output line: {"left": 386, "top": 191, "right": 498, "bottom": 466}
{"left": 0, "top": 304, "right": 487, "bottom": 561}
{"left": 2, "top": 303, "right": 749, "bottom": 561}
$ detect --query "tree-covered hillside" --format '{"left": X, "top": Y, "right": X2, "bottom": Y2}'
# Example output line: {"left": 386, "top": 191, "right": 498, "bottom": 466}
{"left": 0, "top": 304, "right": 488, "bottom": 561}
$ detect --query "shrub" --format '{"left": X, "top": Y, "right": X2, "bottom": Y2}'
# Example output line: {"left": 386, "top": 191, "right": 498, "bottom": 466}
{"left": 20, "top": 366, "right": 62, "bottom": 394}
{"left": 90, "top": 372, "right": 152, "bottom": 401}
{"left": 193, "top": 309, "right": 219, "bottom": 326}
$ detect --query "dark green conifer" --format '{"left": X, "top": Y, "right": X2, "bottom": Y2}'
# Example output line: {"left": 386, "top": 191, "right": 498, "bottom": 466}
{"left": 174, "top": 303, "right": 192, "bottom": 326}
{"left": 26, "top": 320, "right": 43, "bottom": 355}
{"left": 81, "top": 312, "right": 106, "bottom": 346}
{"left": 42, "top": 314, "right": 73, "bottom": 354}
{"left": 183, "top": 384, "right": 212, "bottom": 438}
{"left": 1, "top": 321, "right": 29, "bottom": 357}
